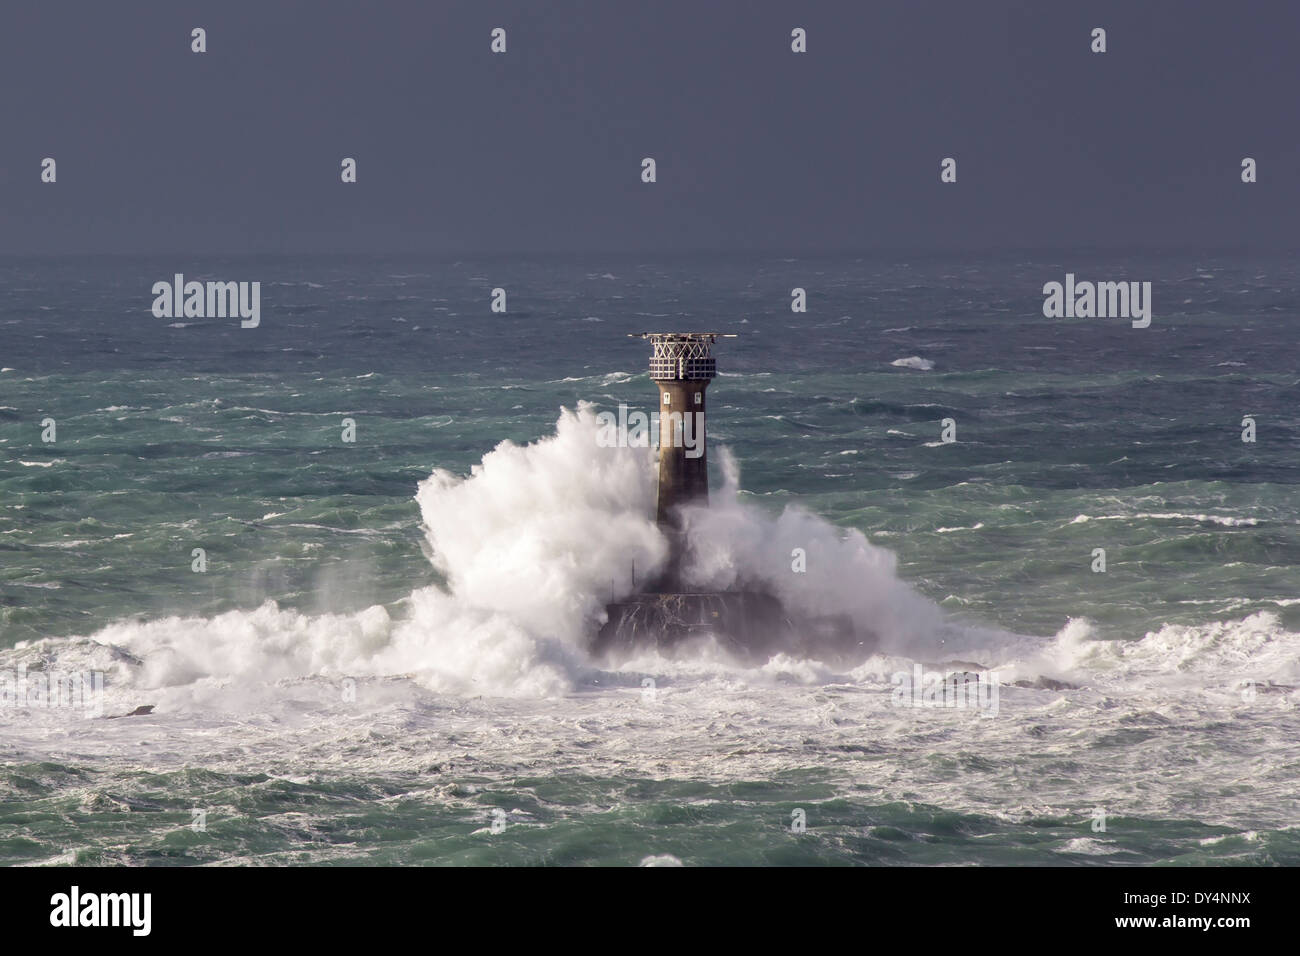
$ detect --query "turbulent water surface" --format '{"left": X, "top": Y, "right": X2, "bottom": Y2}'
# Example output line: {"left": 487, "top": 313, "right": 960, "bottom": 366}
{"left": 1, "top": 253, "right": 1298, "bottom": 865}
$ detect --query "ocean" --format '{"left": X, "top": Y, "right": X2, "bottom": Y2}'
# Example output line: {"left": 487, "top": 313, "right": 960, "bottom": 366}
{"left": 1, "top": 252, "right": 1297, "bottom": 865}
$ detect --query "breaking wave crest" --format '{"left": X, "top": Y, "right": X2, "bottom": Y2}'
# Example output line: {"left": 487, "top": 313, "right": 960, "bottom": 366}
{"left": 6, "top": 405, "right": 1297, "bottom": 703}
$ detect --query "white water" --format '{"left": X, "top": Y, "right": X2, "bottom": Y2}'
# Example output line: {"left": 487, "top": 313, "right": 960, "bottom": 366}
{"left": 12, "top": 405, "right": 1003, "bottom": 700}
{"left": 2, "top": 405, "right": 1298, "bottom": 830}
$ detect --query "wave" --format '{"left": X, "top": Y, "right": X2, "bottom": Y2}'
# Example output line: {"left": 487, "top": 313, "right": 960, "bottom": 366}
{"left": 7, "top": 405, "right": 981, "bottom": 700}
{"left": 8, "top": 406, "right": 1297, "bottom": 710}
{"left": 1070, "top": 512, "right": 1262, "bottom": 528}
{"left": 1010, "top": 611, "right": 1300, "bottom": 692}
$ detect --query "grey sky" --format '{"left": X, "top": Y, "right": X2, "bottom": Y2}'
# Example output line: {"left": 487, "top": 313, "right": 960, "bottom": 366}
{"left": 2, "top": 0, "right": 1296, "bottom": 254}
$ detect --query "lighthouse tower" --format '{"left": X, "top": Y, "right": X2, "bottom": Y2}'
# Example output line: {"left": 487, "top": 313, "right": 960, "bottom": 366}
{"left": 633, "top": 332, "right": 733, "bottom": 531}
{"left": 596, "top": 331, "right": 862, "bottom": 661}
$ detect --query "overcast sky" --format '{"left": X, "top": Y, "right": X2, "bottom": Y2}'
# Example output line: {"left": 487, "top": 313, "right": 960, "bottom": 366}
{"left": 2, "top": 0, "right": 1297, "bottom": 255}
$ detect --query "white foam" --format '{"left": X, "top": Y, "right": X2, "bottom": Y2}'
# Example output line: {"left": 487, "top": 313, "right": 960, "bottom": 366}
{"left": 678, "top": 447, "right": 955, "bottom": 657}
{"left": 1056, "top": 837, "right": 1122, "bottom": 856}
{"left": 8, "top": 406, "right": 1300, "bottom": 831}
{"left": 1070, "top": 512, "right": 1261, "bottom": 527}
{"left": 16, "top": 405, "right": 969, "bottom": 700}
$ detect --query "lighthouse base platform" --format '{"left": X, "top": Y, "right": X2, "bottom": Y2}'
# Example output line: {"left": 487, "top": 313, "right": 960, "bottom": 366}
{"left": 594, "top": 589, "right": 870, "bottom": 664}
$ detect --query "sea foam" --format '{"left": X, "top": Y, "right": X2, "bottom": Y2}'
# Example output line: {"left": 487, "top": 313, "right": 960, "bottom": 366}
{"left": 28, "top": 405, "right": 967, "bottom": 699}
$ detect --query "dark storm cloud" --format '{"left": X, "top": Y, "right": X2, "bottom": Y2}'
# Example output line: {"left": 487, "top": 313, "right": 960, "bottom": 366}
{"left": 1, "top": 0, "right": 1296, "bottom": 254}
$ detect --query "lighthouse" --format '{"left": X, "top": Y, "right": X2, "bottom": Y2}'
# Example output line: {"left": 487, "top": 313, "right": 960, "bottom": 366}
{"left": 594, "top": 331, "right": 864, "bottom": 662}
{"left": 633, "top": 332, "right": 733, "bottom": 586}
